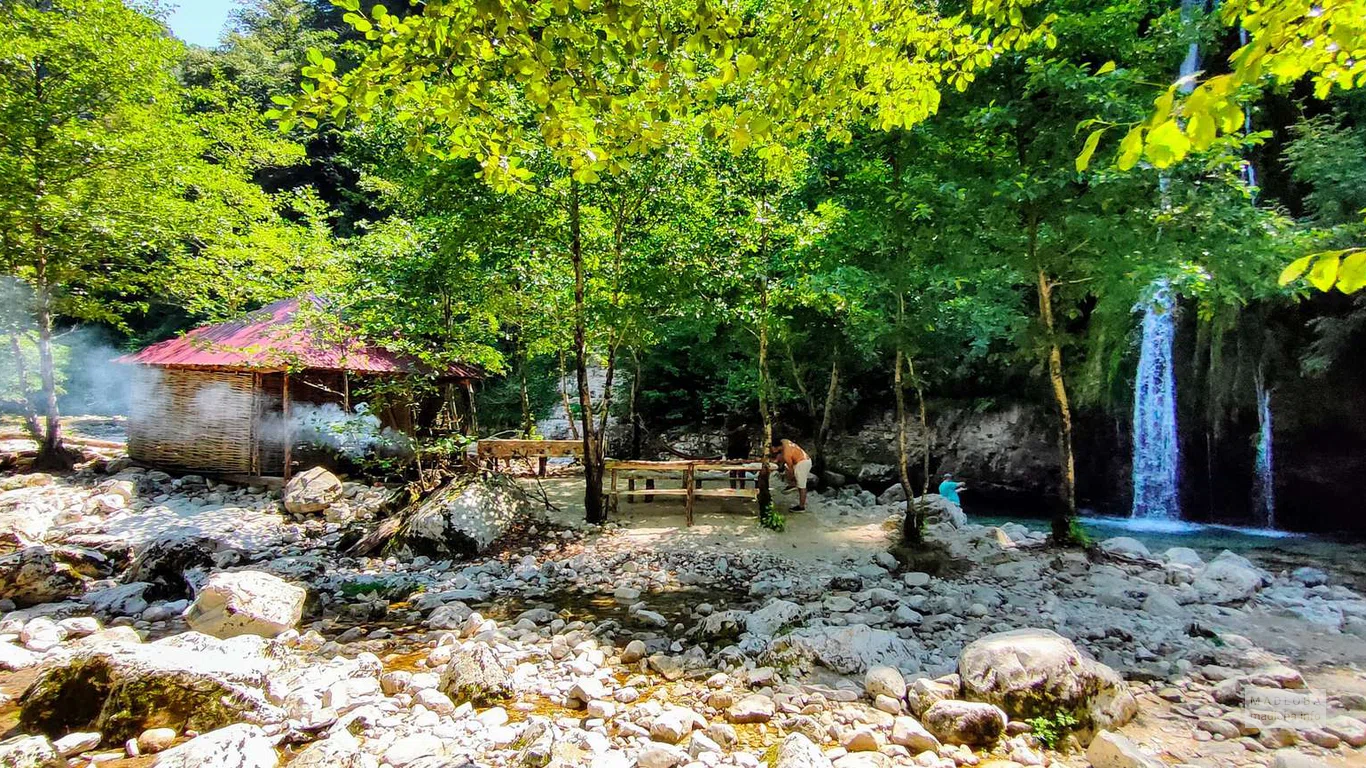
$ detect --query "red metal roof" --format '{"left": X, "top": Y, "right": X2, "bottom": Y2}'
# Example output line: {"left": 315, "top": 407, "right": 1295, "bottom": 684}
{"left": 118, "top": 296, "right": 480, "bottom": 378}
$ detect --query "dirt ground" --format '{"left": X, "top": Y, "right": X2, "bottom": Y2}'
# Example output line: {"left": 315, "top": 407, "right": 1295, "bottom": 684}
{"left": 527, "top": 475, "right": 897, "bottom": 564}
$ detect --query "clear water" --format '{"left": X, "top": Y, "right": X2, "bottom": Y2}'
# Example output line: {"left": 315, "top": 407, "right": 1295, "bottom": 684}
{"left": 1132, "top": 281, "right": 1182, "bottom": 520}
{"left": 1254, "top": 376, "right": 1275, "bottom": 529}
{"left": 968, "top": 511, "right": 1366, "bottom": 592}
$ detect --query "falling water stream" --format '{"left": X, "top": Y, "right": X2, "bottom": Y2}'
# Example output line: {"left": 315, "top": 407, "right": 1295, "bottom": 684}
{"left": 1132, "top": 282, "right": 1182, "bottom": 520}
{"left": 1254, "top": 373, "right": 1275, "bottom": 528}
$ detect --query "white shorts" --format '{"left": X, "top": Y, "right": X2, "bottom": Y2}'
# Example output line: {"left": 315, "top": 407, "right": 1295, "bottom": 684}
{"left": 793, "top": 459, "right": 812, "bottom": 489}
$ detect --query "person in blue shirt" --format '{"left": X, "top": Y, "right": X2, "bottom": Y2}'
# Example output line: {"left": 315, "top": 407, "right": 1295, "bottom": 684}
{"left": 938, "top": 473, "right": 967, "bottom": 505}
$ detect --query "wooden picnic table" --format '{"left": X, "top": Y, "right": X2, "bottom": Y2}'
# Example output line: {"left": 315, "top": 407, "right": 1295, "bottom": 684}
{"left": 477, "top": 439, "right": 583, "bottom": 476}
{"left": 602, "top": 458, "right": 767, "bottom": 526}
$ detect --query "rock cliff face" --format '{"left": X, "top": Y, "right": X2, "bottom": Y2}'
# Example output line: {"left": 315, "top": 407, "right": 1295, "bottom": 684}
{"left": 822, "top": 402, "right": 1060, "bottom": 497}
{"left": 613, "top": 400, "right": 1061, "bottom": 505}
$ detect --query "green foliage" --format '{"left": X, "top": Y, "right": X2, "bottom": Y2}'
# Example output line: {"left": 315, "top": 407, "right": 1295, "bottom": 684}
{"left": 758, "top": 501, "right": 786, "bottom": 532}
{"left": 1065, "top": 517, "right": 1092, "bottom": 548}
{"left": 1025, "top": 710, "right": 1079, "bottom": 750}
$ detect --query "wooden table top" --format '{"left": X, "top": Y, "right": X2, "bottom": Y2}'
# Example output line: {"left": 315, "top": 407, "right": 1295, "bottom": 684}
{"left": 604, "top": 459, "right": 765, "bottom": 472}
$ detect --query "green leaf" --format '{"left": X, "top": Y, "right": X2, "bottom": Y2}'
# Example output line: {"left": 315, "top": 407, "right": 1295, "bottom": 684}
{"left": 1143, "top": 119, "right": 1191, "bottom": 168}
{"left": 1116, "top": 125, "right": 1144, "bottom": 171}
{"left": 736, "top": 52, "right": 757, "bottom": 79}
{"left": 306, "top": 47, "right": 325, "bottom": 66}
{"left": 1309, "top": 254, "right": 1340, "bottom": 291}
{"left": 1075, "top": 127, "right": 1104, "bottom": 172}
{"left": 1186, "top": 111, "right": 1215, "bottom": 150}
{"left": 1095, "top": 60, "right": 1116, "bottom": 75}
{"left": 1338, "top": 251, "right": 1366, "bottom": 293}
{"left": 1278, "top": 255, "right": 1315, "bottom": 286}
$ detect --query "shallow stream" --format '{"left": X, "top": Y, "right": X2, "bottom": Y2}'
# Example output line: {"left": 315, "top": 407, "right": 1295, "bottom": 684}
{"left": 974, "top": 511, "right": 1366, "bottom": 592}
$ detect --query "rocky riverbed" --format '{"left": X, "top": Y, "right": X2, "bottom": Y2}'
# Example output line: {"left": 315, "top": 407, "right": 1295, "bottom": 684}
{"left": 0, "top": 465, "right": 1364, "bottom": 768}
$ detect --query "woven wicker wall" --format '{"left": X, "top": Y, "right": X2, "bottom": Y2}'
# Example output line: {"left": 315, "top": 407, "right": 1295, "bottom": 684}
{"left": 127, "top": 368, "right": 256, "bottom": 473}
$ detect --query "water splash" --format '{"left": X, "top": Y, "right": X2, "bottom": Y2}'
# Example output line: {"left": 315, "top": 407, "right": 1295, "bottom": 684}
{"left": 1254, "top": 373, "right": 1275, "bottom": 528}
{"left": 1132, "top": 281, "right": 1182, "bottom": 520}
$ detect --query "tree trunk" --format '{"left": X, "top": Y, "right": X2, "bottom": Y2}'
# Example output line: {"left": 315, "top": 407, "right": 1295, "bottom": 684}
{"left": 33, "top": 279, "right": 68, "bottom": 469}
{"left": 757, "top": 278, "right": 773, "bottom": 511}
{"left": 908, "top": 357, "right": 930, "bottom": 495}
{"left": 8, "top": 333, "right": 42, "bottom": 442}
{"left": 1037, "top": 266, "right": 1077, "bottom": 541}
{"left": 519, "top": 351, "right": 533, "bottom": 437}
{"left": 814, "top": 351, "right": 839, "bottom": 474}
{"left": 597, "top": 343, "right": 618, "bottom": 460}
{"left": 895, "top": 347, "right": 921, "bottom": 545}
{"left": 628, "top": 352, "right": 642, "bottom": 459}
{"left": 571, "top": 181, "right": 605, "bottom": 524}
{"left": 559, "top": 351, "right": 579, "bottom": 440}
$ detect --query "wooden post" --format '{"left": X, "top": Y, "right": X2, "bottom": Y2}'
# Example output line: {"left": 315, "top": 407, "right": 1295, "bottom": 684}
{"left": 282, "top": 373, "right": 292, "bottom": 482}
{"left": 250, "top": 373, "right": 261, "bottom": 476}
{"left": 685, "top": 464, "right": 696, "bottom": 527}
{"left": 628, "top": 477, "right": 636, "bottom": 503}
{"left": 610, "top": 468, "right": 618, "bottom": 516}
{"left": 538, "top": 455, "right": 548, "bottom": 477}
{"left": 465, "top": 380, "right": 479, "bottom": 436}
{"left": 645, "top": 477, "right": 655, "bottom": 503}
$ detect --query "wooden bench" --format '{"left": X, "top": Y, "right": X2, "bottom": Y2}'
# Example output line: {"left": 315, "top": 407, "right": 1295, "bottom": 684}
{"left": 603, "top": 459, "right": 767, "bottom": 526}
{"left": 477, "top": 439, "right": 583, "bottom": 476}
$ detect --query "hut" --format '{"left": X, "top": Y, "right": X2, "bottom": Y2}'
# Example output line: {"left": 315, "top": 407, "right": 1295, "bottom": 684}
{"left": 118, "top": 295, "right": 480, "bottom": 477}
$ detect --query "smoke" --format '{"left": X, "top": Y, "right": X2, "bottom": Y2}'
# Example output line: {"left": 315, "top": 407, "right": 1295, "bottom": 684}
{"left": 0, "top": 278, "right": 134, "bottom": 420}
{"left": 57, "top": 327, "right": 137, "bottom": 417}
{"left": 262, "top": 401, "right": 413, "bottom": 458}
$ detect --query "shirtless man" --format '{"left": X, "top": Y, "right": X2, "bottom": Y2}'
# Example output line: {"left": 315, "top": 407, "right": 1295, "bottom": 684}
{"left": 769, "top": 438, "right": 812, "bottom": 511}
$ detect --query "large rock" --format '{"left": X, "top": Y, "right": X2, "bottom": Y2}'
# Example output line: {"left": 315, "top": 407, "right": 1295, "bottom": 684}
{"left": 864, "top": 666, "right": 906, "bottom": 700}
{"left": 282, "top": 467, "right": 343, "bottom": 515}
{"left": 745, "top": 599, "right": 804, "bottom": 637}
{"left": 439, "top": 644, "right": 513, "bottom": 705}
{"left": 957, "top": 628, "right": 1136, "bottom": 734}
{"left": 150, "top": 724, "right": 277, "bottom": 768}
{"left": 1086, "top": 730, "right": 1163, "bottom": 768}
{"left": 912, "top": 495, "right": 967, "bottom": 529}
{"left": 765, "top": 624, "right": 921, "bottom": 675}
{"left": 774, "top": 733, "right": 832, "bottom": 768}
{"left": 185, "top": 571, "right": 305, "bottom": 639}
{"left": 0, "top": 547, "right": 85, "bottom": 607}
{"left": 0, "top": 735, "right": 62, "bottom": 768}
{"left": 1193, "top": 550, "right": 1268, "bottom": 604}
{"left": 921, "top": 700, "right": 1007, "bottom": 746}
{"left": 290, "top": 731, "right": 376, "bottom": 768}
{"left": 1099, "top": 537, "right": 1151, "bottom": 559}
{"left": 20, "top": 632, "right": 284, "bottom": 743}
{"left": 391, "top": 475, "right": 532, "bottom": 558}
{"left": 82, "top": 582, "right": 151, "bottom": 617}
{"left": 125, "top": 535, "right": 221, "bottom": 601}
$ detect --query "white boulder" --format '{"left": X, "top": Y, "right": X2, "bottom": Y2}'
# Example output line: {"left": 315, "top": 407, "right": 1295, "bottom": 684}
{"left": 1086, "top": 730, "right": 1164, "bottom": 768}
{"left": 1193, "top": 550, "right": 1268, "bottom": 604}
{"left": 185, "top": 571, "right": 305, "bottom": 639}
{"left": 766, "top": 624, "right": 921, "bottom": 675}
{"left": 150, "top": 724, "right": 277, "bottom": 768}
{"left": 282, "top": 467, "right": 343, "bottom": 514}
{"left": 957, "top": 628, "right": 1136, "bottom": 734}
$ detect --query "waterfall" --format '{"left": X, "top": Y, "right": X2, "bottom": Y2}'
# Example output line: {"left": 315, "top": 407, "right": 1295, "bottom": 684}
{"left": 1237, "top": 27, "right": 1260, "bottom": 191}
{"left": 1132, "top": 281, "right": 1182, "bottom": 520}
{"left": 1254, "top": 373, "right": 1275, "bottom": 528}
{"left": 1177, "top": 0, "right": 1206, "bottom": 91}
